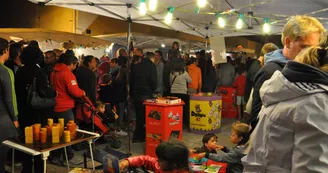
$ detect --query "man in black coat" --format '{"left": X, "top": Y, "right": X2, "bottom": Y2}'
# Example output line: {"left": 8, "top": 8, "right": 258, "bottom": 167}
{"left": 75, "top": 55, "right": 97, "bottom": 105}
{"left": 130, "top": 54, "right": 157, "bottom": 143}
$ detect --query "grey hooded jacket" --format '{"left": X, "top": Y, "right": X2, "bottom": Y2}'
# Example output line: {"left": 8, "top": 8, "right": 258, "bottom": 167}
{"left": 242, "top": 61, "right": 328, "bottom": 173}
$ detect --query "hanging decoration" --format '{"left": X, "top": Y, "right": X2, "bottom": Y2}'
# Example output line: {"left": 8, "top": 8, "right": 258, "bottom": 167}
{"left": 139, "top": 0, "right": 147, "bottom": 15}
{"left": 165, "top": 6, "right": 175, "bottom": 24}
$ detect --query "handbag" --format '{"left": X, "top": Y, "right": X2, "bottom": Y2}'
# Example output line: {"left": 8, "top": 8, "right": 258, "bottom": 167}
{"left": 27, "top": 76, "right": 56, "bottom": 110}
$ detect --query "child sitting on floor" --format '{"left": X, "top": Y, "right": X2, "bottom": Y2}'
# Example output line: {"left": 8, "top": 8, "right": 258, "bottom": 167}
{"left": 194, "top": 133, "right": 224, "bottom": 154}
{"left": 196, "top": 121, "right": 250, "bottom": 173}
{"left": 119, "top": 141, "right": 190, "bottom": 173}
{"left": 96, "top": 101, "right": 118, "bottom": 125}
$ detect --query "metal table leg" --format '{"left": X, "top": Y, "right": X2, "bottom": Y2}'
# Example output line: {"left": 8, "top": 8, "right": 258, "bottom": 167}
{"left": 64, "top": 147, "right": 70, "bottom": 172}
{"left": 42, "top": 151, "right": 50, "bottom": 173}
{"left": 88, "top": 139, "right": 95, "bottom": 170}
{"left": 11, "top": 149, "right": 14, "bottom": 173}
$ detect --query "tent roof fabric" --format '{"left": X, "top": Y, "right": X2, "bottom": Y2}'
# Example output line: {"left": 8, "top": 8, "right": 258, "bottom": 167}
{"left": 29, "top": 0, "right": 328, "bottom": 38}
{"left": 0, "top": 28, "right": 111, "bottom": 48}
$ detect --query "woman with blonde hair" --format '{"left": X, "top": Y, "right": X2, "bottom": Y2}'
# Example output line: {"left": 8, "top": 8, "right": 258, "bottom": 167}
{"left": 242, "top": 46, "right": 328, "bottom": 172}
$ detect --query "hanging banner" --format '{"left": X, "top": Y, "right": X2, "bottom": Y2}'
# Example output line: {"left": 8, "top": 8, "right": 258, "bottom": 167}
{"left": 210, "top": 36, "right": 226, "bottom": 64}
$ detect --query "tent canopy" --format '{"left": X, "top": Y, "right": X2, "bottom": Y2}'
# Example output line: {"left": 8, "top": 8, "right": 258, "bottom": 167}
{"left": 30, "top": 0, "right": 328, "bottom": 38}
{"left": 0, "top": 28, "right": 111, "bottom": 48}
{"left": 94, "top": 32, "right": 206, "bottom": 50}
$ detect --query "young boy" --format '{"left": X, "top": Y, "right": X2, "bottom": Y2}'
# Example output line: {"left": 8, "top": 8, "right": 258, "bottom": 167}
{"left": 234, "top": 69, "right": 246, "bottom": 119}
{"left": 194, "top": 133, "right": 224, "bottom": 154}
{"left": 196, "top": 121, "right": 250, "bottom": 173}
{"left": 96, "top": 101, "right": 118, "bottom": 124}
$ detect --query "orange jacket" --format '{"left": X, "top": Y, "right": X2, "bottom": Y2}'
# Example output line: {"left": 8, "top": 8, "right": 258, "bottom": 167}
{"left": 187, "top": 64, "right": 202, "bottom": 90}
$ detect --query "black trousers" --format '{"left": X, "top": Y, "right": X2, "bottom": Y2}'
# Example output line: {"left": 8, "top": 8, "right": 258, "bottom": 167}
{"left": 171, "top": 93, "right": 190, "bottom": 128}
{"left": 21, "top": 154, "right": 44, "bottom": 173}
{"left": 132, "top": 95, "right": 149, "bottom": 141}
{"left": 0, "top": 144, "right": 9, "bottom": 173}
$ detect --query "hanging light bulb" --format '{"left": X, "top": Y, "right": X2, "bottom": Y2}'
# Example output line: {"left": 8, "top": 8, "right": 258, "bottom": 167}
{"left": 165, "top": 6, "right": 174, "bottom": 24}
{"left": 263, "top": 18, "right": 271, "bottom": 34}
{"left": 197, "top": 0, "right": 207, "bottom": 8}
{"left": 195, "top": 7, "right": 200, "bottom": 14}
{"left": 236, "top": 14, "right": 243, "bottom": 29}
{"left": 149, "top": 0, "right": 157, "bottom": 11}
{"left": 139, "top": 0, "right": 147, "bottom": 15}
{"left": 216, "top": 13, "right": 225, "bottom": 28}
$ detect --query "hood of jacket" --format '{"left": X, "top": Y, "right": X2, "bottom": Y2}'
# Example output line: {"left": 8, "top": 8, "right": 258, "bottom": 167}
{"left": 53, "top": 63, "right": 71, "bottom": 72}
{"left": 260, "top": 61, "right": 328, "bottom": 107}
{"left": 264, "top": 49, "right": 289, "bottom": 65}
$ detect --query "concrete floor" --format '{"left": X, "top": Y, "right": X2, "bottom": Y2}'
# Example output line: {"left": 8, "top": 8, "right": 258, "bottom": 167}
{"left": 7, "top": 118, "right": 236, "bottom": 173}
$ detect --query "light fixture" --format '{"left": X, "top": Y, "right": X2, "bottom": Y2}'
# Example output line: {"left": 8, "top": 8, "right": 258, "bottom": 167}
{"left": 105, "top": 48, "right": 110, "bottom": 53}
{"left": 165, "top": 6, "right": 174, "bottom": 24}
{"left": 161, "top": 44, "right": 165, "bottom": 48}
{"left": 216, "top": 13, "right": 225, "bottom": 28}
{"left": 263, "top": 18, "right": 271, "bottom": 34}
{"left": 195, "top": 7, "right": 200, "bottom": 14}
{"left": 236, "top": 14, "right": 243, "bottom": 29}
{"left": 139, "top": 0, "right": 147, "bottom": 15}
{"left": 149, "top": 0, "right": 157, "bottom": 11}
{"left": 197, "top": 0, "right": 207, "bottom": 8}
{"left": 77, "top": 48, "right": 82, "bottom": 55}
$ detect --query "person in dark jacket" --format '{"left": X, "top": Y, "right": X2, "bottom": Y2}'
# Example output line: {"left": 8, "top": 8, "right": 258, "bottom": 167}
{"left": 130, "top": 55, "right": 157, "bottom": 143}
{"left": 15, "top": 45, "right": 57, "bottom": 173}
{"left": 0, "top": 38, "right": 19, "bottom": 173}
{"left": 75, "top": 55, "right": 97, "bottom": 105}
{"left": 4, "top": 43, "right": 23, "bottom": 74}
{"left": 248, "top": 16, "right": 326, "bottom": 133}
{"left": 202, "top": 59, "right": 217, "bottom": 92}
{"left": 43, "top": 50, "right": 57, "bottom": 80}
{"left": 243, "top": 43, "right": 278, "bottom": 103}
{"left": 163, "top": 49, "right": 183, "bottom": 96}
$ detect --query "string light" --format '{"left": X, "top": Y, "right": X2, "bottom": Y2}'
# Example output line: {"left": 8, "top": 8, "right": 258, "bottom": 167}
{"left": 197, "top": 0, "right": 207, "bottom": 8}
{"left": 139, "top": 0, "right": 147, "bottom": 15}
{"left": 165, "top": 6, "right": 174, "bottom": 24}
{"left": 216, "top": 13, "right": 225, "bottom": 28}
{"left": 195, "top": 7, "right": 200, "bottom": 14}
{"left": 161, "top": 44, "right": 165, "bottom": 48}
{"left": 236, "top": 14, "right": 243, "bottom": 29}
{"left": 263, "top": 18, "right": 271, "bottom": 34}
{"left": 149, "top": 0, "right": 157, "bottom": 11}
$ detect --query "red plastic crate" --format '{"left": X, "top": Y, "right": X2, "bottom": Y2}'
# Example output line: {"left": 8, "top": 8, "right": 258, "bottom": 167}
{"left": 146, "top": 137, "right": 161, "bottom": 157}
{"left": 219, "top": 86, "right": 238, "bottom": 118}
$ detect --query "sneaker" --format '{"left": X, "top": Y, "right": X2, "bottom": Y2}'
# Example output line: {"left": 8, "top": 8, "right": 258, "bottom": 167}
{"left": 51, "top": 156, "right": 64, "bottom": 166}
{"left": 115, "top": 129, "right": 128, "bottom": 136}
{"left": 66, "top": 156, "right": 83, "bottom": 165}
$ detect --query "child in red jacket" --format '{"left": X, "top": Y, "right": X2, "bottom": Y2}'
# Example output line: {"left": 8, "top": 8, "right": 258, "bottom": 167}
{"left": 119, "top": 142, "right": 190, "bottom": 173}
{"left": 234, "top": 69, "right": 246, "bottom": 119}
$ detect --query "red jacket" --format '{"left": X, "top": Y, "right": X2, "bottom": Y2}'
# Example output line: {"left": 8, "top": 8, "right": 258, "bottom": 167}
{"left": 126, "top": 155, "right": 189, "bottom": 173}
{"left": 51, "top": 63, "right": 84, "bottom": 112}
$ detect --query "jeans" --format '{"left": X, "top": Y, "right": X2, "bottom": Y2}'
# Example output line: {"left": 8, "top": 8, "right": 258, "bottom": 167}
{"left": 53, "top": 109, "right": 74, "bottom": 160}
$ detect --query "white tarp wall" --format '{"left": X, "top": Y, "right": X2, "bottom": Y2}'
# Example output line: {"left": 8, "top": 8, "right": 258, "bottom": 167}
{"left": 210, "top": 36, "right": 226, "bottom": 64}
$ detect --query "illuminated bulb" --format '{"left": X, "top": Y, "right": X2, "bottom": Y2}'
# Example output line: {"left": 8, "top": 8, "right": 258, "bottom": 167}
{"left": 197, "top": 0, "right": 207, "bottom": 8}
{"left": 149, "top": 0, "right": 157, "bottom": 11}
{"left": 161, "top": 44, "right": 165, "bottom": 48}
{"left": 165, "top": 7, "right": 174, "bottom": 24}
{"left": 236, "top": 14, "right": 243, "bottom": 29}
{"left": 218, "top": 17, "right": 225, "bottom": 28}
{"left": 263, "top": 18, "right": 270, "bottom": 34}
{"left": 105, "top": 48, "right": 110, "bottom": 53}
{"left": 139, "top": 0, "right": 147, "bottom": 15}
{"left": 77, "top": 48, "right": 82, "bottom": 54}
{"left": 263, "top": 23, "right": 270, "bottom": 33}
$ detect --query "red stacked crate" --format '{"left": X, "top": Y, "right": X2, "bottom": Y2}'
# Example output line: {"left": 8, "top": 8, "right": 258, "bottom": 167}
{"left": 144, "top": 102, "right": 184, "bottom": 157}
{"left": 218, "top": 86, "right": 238, "bottom": 118}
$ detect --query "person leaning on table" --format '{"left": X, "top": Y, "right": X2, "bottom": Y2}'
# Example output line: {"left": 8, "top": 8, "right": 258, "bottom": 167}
{"left": 0, "top": 37, "right": 19, "bottom": 173}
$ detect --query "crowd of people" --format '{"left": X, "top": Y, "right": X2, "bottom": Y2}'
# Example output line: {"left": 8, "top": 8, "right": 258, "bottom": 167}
{"left": 0, "top": 14, "right": 328, "bottom": 173}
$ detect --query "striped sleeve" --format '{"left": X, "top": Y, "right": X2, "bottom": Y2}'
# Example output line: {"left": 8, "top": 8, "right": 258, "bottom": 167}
{"left": 0, "top": 64, "right": 18, "bottom": 121}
